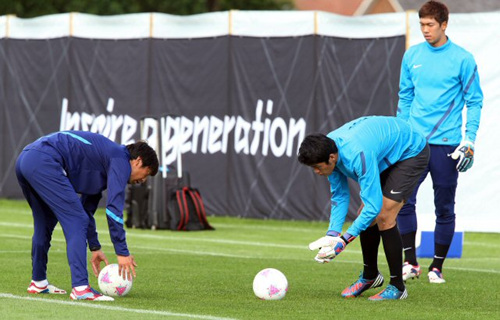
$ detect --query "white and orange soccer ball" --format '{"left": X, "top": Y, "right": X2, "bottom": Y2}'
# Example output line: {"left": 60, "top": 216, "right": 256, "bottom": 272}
{"left": 252, "top": 268, "right": 288, "bottom": 300}
{"left": 98, "top": 263, "right": 133, "bottom": 297}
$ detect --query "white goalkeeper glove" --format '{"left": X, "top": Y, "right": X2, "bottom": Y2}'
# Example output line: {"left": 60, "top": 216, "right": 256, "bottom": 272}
{"left": 308, "top": 233, "right": 354, "bottom": 264}
{"left": 450, "top": 140, "right": 474, "bottom": 172}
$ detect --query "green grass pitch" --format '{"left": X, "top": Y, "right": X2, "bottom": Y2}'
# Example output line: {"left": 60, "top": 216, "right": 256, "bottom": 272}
{"left": 0, "top": 198, "right": 499, "bottom": 319}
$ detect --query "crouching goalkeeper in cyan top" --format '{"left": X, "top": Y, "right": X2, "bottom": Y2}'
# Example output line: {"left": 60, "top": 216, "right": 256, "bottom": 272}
{"left": 298, "top": 116, "right": 437, "bottom": 300}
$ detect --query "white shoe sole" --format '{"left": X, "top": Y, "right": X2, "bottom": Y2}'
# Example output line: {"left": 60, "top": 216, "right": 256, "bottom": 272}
{"left": 402, "top": 265, "right": 421, "bottom": 281}
{"left": 428, "top": 272, "right": 446, "bottom": 284}
{"left": 70, "top": 292, "right": 115, "bottom": 301}
{"left": 27, "top": 284, "right": 67, "bottom": 294}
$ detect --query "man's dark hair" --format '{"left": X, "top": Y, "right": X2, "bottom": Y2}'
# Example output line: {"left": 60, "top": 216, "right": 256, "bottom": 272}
{"left": 297, "top": 134, "right": 338, "bottom": 166}
{"left": 126, "top": 141, "right": 159, "bottom": 176}
{"left": 419, "top": 0, "right": 449, "bottom": 25}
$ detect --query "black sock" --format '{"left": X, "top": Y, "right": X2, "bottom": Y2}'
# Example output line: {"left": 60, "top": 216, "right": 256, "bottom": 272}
{"left": 380, "top": 225, "right": 405, "bottom": 292}
{"left": 401, "top": 231, "right": 418, "bottom": 265}
{"left": 429, "top": 243, "right": 450, "bottom": 272}
{"left": 360, "top": 225, "right": 381, "bottom": 279}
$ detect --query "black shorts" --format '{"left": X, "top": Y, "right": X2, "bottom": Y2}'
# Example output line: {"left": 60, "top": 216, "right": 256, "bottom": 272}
{"left": 380, "top": 144, "right": 430, "bottom": 202}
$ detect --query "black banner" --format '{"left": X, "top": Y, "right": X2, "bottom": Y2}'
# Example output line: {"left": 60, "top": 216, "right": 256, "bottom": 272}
{"left": 0, "top": 35, "right": 404, "bottom": 222}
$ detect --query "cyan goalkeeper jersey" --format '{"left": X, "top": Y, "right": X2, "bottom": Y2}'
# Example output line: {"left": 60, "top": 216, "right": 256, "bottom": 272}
{"left": 326, "top": 116, "right": 426, "bottom": 237}
{"left": 397, "top": 38, "right": 483, "bottom": 144}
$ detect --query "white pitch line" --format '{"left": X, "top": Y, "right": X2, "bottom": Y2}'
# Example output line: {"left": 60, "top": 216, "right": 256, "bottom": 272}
{"left": 0, "top": 212, "right": 326, "bottom": 233}
{"left": 0, "top": 250, "right": 31, "bottom": 253}
{"left": 0, "top": 208, "right": 32, "bottom": 215}
{"left": 463, "top": 241, "right": 500, "bottom": 248}
{"left": 459, "top": 257, "right": 500, "bottom": 262}
{"left": 0, "top": 222, "right": 33, "bottom": 229}
{"left": 213, "top": 223, "right": 325, "bottom": 233}
{"left": 126, "top": 232, "right": 320, "bottom": 251}
{"left": 1, "top": 234, "right": 499, "bottom": 274}
{"left": 0, "top": 293, "right": 237, "bottom": 320}
{"left": 0, "top": 221, "right": 375, "bottom": 251}
{"left": 0, "top": 233, "right": 360, "bottom": 260}
{"left": 2, "top": 222, "right": 500, "bottom": 273}
{"left": 442, "top": 266, "right": 500, "bottom": 273}
{"left": 0, "top": 222, "right": 360, "bottom": 253}
{"left": 2, "top": 221, "right": 499, "bottom": 250}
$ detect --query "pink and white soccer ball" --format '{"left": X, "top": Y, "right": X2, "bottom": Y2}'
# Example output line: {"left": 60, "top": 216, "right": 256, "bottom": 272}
{"left": 98, "top": 263, "right": 133, "bottom": 297}
{"left": 253, "top": 268, "right": 288, "bottom": 300}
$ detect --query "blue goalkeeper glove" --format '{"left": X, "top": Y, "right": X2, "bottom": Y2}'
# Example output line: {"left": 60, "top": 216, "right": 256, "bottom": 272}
{"left": 451, "top": 140, "right": 474, "bottom": 172}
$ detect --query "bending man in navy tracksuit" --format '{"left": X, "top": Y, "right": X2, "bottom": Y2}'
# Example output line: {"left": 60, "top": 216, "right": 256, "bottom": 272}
{"left": 298, "top": 116, "right": 429, "bottom": 300}
{"left": 16, "top": 131, "right": 159, "bottom": 301}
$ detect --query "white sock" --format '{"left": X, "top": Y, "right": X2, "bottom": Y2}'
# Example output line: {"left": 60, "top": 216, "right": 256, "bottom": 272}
{"left": 33, "top": 279, "right": 48, "bottom": 287}
{"left": 74, "top": 285, "right": 88, "bottom": 291}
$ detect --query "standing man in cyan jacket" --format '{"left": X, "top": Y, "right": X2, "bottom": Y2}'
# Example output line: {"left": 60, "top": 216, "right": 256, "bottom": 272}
{"left": 396, "top": 0, "right": 483, "bottom": 283}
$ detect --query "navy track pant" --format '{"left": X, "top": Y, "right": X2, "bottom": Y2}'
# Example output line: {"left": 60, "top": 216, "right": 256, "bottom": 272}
{"left": 397, "top": 144, "right": 459, "bottom": 246}
{"left": 16, "top": 149, "right": 91, "bottom": 288}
